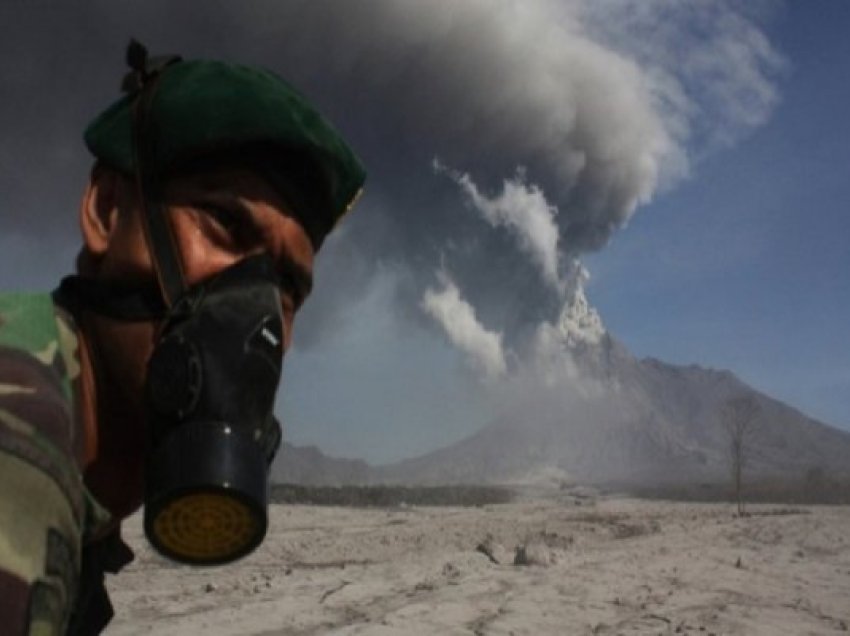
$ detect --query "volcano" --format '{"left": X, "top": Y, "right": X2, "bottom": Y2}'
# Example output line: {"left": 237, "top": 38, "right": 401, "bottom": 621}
{"left": 380, "top": 290, "right": 850, "bottom": 486}
{"left": 274, "top": 290, "right": 850, "bottom": 487}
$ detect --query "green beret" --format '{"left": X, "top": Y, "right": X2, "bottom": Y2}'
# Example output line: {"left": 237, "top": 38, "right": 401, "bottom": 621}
{"left": 84, "top": 59, "right": 366, "bottom": 249}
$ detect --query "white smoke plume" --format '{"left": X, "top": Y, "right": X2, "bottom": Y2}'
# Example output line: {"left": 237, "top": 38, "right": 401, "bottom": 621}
{"left": 421, "top": 275, "right": 507, "bottom": 380}
{"left": 434, "top": 161, "right": 563, "bottom": 293}
{"left": 430, "top": 160, "right": 606, "bottom": 377}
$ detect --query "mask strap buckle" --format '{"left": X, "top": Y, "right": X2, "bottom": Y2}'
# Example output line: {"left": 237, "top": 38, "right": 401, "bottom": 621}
{"left": 121, "top": 39, "right": 182, "bottom": 96}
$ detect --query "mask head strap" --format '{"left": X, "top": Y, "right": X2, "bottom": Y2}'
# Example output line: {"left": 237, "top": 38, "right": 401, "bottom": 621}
{"left": 122, "top": 39, "right": 185, "bottom": 309}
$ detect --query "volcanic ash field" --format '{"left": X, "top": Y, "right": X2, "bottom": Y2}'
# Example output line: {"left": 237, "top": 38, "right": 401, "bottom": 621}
{"left": 107, "top": 497, "right": 850, "bottom": 635}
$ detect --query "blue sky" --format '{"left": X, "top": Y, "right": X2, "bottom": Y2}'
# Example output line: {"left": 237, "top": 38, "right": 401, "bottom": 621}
{"left": 585, "top": 2, "right": 850, "bottom": 431}
{"left": 0, "top": 2, "right": 847, "bottom": 465}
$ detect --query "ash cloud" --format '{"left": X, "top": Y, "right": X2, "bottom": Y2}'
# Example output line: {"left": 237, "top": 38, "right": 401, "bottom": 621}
{"left": 213, "top": 0, "right": 783, "bottom": 361}
{"left": 0, "top": 0, "right": 784, "bottom": 369}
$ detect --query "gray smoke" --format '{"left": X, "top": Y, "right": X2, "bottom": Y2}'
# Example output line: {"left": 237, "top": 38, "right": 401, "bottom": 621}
{"left": 214, "top": 0, "right": 783, "bottom": 360}
{"left": 0, "top": 0, "right": 783, "bottom": 367}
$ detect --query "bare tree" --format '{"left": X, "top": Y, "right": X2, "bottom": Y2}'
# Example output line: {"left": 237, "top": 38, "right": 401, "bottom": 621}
{"left": 723, "top": 395, "right": 760, "bottom": 516}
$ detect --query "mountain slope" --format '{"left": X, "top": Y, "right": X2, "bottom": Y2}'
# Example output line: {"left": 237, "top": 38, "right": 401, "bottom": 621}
{"left": 271, "top": 442, "right": 375, "bottom": 486}
{"left": 376, "top": 334, "right": 850, "bottom": 486}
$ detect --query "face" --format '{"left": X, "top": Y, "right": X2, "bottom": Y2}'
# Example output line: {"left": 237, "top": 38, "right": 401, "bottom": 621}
{"left": 78, "top": 165, "right": 316, "bottom": 519}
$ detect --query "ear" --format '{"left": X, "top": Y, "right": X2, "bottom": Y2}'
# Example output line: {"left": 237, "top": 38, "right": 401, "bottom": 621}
{"left": 79, "top": 165, "right": 122, "bottom": 260}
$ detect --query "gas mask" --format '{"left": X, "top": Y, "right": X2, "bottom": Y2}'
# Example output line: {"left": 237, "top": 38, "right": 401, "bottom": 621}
{"left": 143, "top": 253, "right": 283, "bottom": 564}
{"left": 55, "top": 252, "right": 286, "bottom": 565}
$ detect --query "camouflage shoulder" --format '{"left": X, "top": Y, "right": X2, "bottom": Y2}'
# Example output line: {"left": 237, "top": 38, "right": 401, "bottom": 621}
{"left": 0, "top": 294, "right": 84, "bottom": 635}
{"left": 0, "top": 292, "right": 77, "bottom": 402}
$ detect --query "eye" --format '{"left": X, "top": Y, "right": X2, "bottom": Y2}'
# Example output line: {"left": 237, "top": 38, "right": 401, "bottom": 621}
{"left": 198, "top": 202, "right": 240, "bottom": 231}
{"left": 196, "top": 202, "right": 260, "bottom": 247}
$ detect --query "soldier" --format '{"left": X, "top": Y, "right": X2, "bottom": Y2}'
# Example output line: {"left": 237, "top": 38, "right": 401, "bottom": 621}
{"left": 0, "top": 42, "right": 365, "bottom": 634}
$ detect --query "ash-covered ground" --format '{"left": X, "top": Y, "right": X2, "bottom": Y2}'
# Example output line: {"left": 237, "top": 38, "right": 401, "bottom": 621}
{"left": 107, "top": 494, "right": 850, "bottom": 635}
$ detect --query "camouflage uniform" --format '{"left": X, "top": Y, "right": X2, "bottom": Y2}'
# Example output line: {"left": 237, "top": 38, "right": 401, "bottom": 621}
{"left": 0, "top": 293, "right": 120, "bottom": 635}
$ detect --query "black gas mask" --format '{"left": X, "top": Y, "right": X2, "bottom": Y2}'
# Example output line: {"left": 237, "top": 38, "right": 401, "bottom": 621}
{"left": 57, "top": 249, "right": 287, "bottom": 567}
{"left": 143, "top": 253, "right": 284, "bottom": 564}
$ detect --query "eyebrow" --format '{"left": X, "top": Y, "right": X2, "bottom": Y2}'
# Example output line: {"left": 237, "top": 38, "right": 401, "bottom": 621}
{"left": 192, "top": 190, "right": 253, "bottom": 216}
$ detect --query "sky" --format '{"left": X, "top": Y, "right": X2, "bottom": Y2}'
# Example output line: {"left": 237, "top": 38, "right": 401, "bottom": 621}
{"left": 0, "top": 1, "right": 847, "bottom": 465}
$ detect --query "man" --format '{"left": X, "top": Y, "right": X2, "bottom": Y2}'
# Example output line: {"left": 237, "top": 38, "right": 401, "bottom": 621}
{"left": 0, "top": 42, "right": 365, "bottom": 634}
